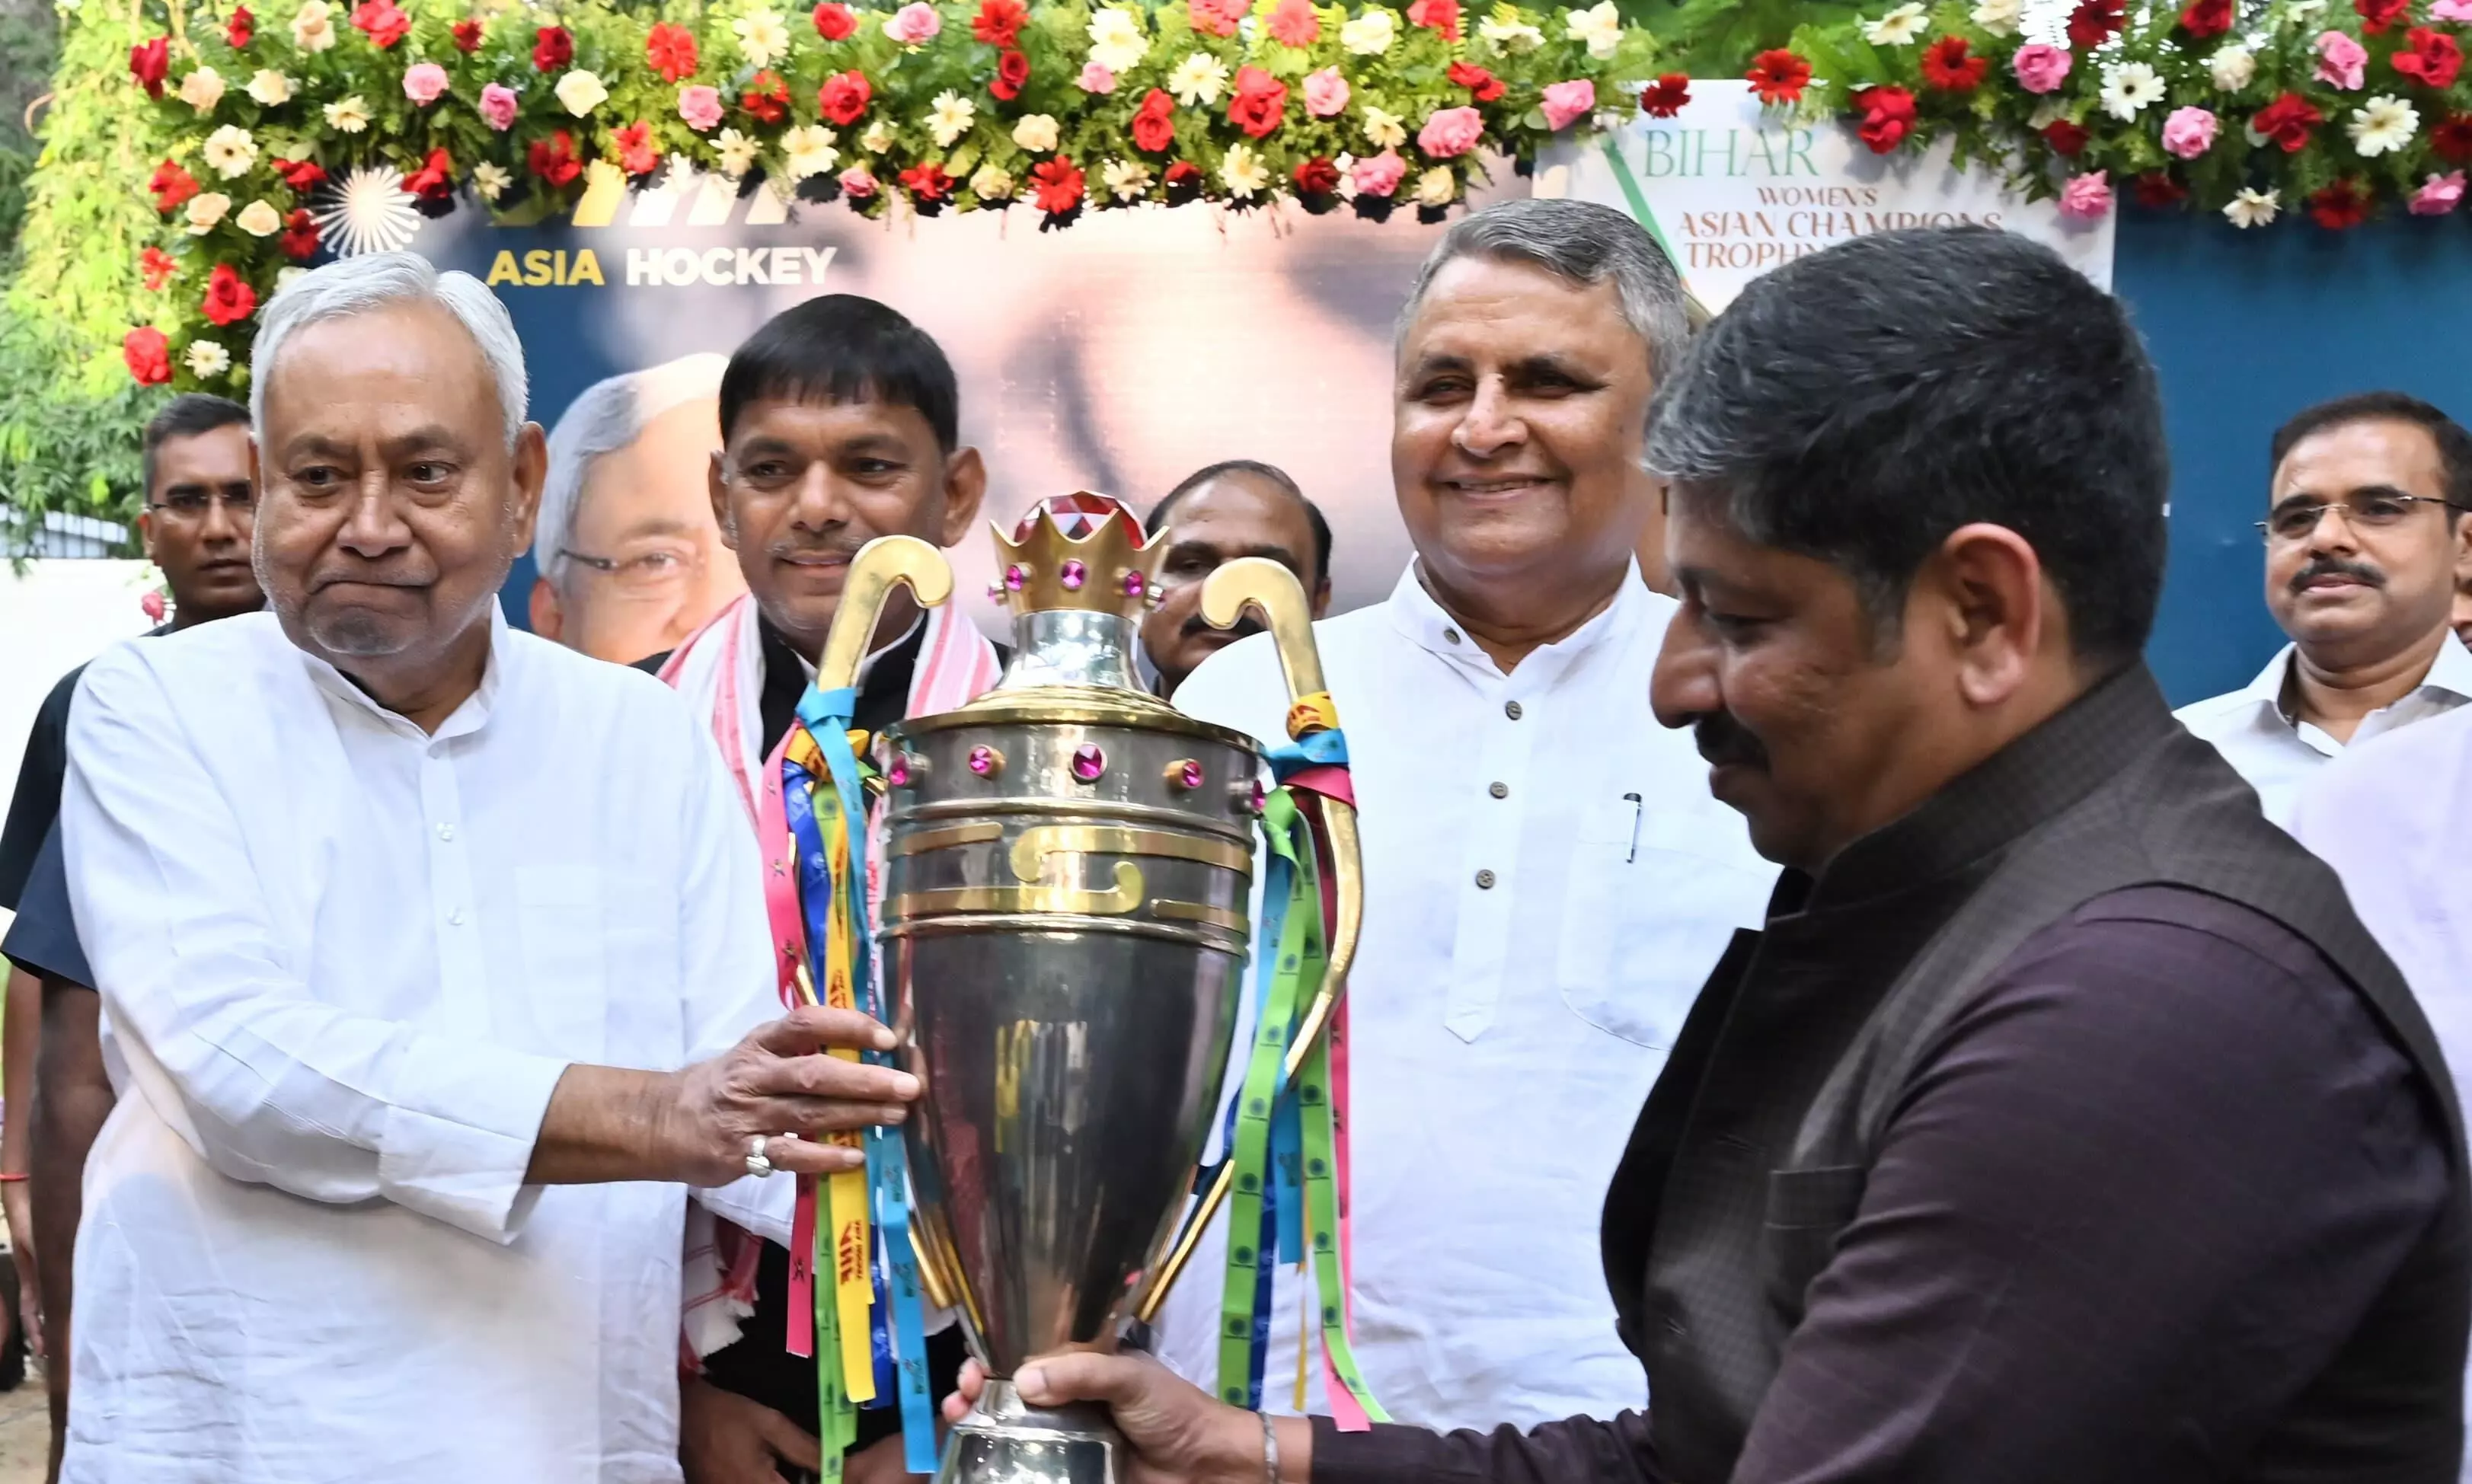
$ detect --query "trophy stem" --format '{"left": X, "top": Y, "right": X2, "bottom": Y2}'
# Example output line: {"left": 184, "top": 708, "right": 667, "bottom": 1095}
{"left": 937, "top": 1379, "right": 1126, "bottom": 1484}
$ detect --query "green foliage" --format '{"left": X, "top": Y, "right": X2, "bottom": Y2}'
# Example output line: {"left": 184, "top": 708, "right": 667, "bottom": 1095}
{"left": 1652, "top": 0, "right": 1862, "bottom": 77}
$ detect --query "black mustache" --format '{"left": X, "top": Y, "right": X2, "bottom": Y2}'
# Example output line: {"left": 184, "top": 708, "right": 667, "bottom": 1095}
{"left": 1693, "top": 711, "right": 1771, "bottom": 771}
{"left": 1183, "top": 614, "right": 1266, "bottom": 640}
{"left": 768, "top": 540, "right": 867, "bottom": 562}
{"left": 2291, "top": 557, "right": 2384, "bottom": 594}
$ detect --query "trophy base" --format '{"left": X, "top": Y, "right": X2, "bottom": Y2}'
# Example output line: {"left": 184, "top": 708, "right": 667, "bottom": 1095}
{"left": 936, "top": 1379, "right": 1124, "bottom": 1484}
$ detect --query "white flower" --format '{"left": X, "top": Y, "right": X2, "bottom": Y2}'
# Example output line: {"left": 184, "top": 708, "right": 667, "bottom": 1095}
{"left": 1340, "top": 7, "right": 1396, "bottom": 52}
{"left": 1102, "top": 158, "right": 1152, "bottom": 200}
{"left": 1219, "top": 142, "right": 1270, "bottom": 197}
{"left": 179, "top": 65, "right": 227, "bottom": 113}
{"left": 2017, "top": 0, "right": 2072, "bottom": 46}
{"left": 185, "top": 191, "right": 232, "bottom": 234}
{"left": 555, "top": 69, "right": 608, "bottom": 116}
{"left": 186, "top": 340, "right": 232, "bottom": 378}
{"left": 1011, "top": 113, "right": 1061, "bottom": 152}
{"left": 1969, "top": 0, "right": 2023, "bottom": 37}
{"left": 1362, "top": 104, "right": 1407, "bottom": 149}
{"left": 246, "top": 69, "right": 294, "bottom": 105}
{"left": 859, "top": 118, "right": 895, "bottom": 152}
{"left": 970, "top": 163, "right": 1015, "bottom": 199}
{"left": 928, "top": 90, "right": 976, "bottom": 148}
{"left": 201, "top": 124, "right": 257, "bottom": 178}
{"left": 235, "top": 198, "right": 281, "bottom": 236}
{"left": 2223, "top": 186, "right": 2279, "bottom": 227}
{"left": 290, "top": 0, "right": 335, "bottom": 52}
{"left": 1563, "top": 1, "right": 1620, "bottom": 59}
{"left": 472, "top": 161, "right": 513, "bottom": 200}
{"left": 1168, "top": 52, "right": 1231, "bottom": 107}
{"left": 315, "top": 163, "right": 421, "bottom": 255}
{"left": 1477, "top": 11, "right": 1544, "bottom": 50}
{"left": 2350, "top": 94, "right": 2419, "bottom": 155}
{"left": 2099, "top": 62, "right": 2164, "bottom": 120}
{"left": 322, "top": 94, "right": 370, "bottom": 132}
{"left": 1415, "top": 164, "right": 1456, "bottom": 206}
{"left": 714, "top": 127, "right": 760, "bottom": 177}
{"left": 734, "top": 9, "right": 792, "bottom": 68}
{"left": 1087, "top": 7, "right": 1149, "bottom": 72}
{"left": 783, "top": 123, "right": 840, "bottom": 178}
{"left": 275, "top": 265, "right": 308, "bottom": 292}
{"left": 2207, "top": 45, "right": 2255, "bottom": 91}
{"left": 1861, "top": 3, "right": 1928, "bottom": 46}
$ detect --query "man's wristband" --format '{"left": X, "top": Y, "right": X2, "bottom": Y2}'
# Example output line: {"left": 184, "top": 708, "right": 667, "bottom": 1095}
{"left": 0, "top": 1173, "right": 30, "bottom": 1184}
{"left": 1260, "top": 1409, "right": 1279, "bottom": 1484}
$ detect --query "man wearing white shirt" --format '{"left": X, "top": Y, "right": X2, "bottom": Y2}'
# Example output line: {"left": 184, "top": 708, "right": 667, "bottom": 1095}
{"left": 1147, "top": 199, "right": 1775, "bottom": 1434}
{"left": 56, "top": 252, "right": 917, "bottom": 1483}
{"left": 2177, "top": 392, "right": 2472, "bottom": 825}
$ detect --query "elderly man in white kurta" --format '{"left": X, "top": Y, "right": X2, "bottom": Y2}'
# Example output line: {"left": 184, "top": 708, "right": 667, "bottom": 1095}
{"left": 57, "top": 252, "right": 917, "bottom": 1483}
{"left": 1148, "top": 199, "right": 1775, "bottom": 1432}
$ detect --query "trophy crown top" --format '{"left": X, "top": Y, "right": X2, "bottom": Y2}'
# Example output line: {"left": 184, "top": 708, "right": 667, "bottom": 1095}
{"left": 989, "top": 493, "right": 1167, "bottom": 621}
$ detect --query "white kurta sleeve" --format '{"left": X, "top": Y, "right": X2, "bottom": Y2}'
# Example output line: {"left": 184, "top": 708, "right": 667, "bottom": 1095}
{"left": 62, "top": 647, "right": 570, "bottom": 1244}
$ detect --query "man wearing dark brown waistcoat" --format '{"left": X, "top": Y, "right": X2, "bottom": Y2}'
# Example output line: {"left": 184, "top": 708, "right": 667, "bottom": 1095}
{"left": 940, "top": 226, "right": 2472, "bottom": 1484}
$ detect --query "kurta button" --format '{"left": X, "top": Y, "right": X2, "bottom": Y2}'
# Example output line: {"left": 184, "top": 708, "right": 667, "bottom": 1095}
{"left": 448, "top": 908, "right": 465, "bottom": 927}
{"left": 1504, "top": 701, "right": 1524, "bottom": 720}
{"left": 1488, "top": 782, "right": 1508, "bottom": 799}
{"left": 1442, "top": 627, "right": 1461, "bottom": 644}
{"left": 437, "top": 823, "right": 455, "bottom": 841}
{"left": 1474, "top": 869, "right": 1497, "bottom": 889}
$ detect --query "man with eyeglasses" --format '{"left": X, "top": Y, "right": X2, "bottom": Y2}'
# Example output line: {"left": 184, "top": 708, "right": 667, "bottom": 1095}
{"left": 2177, "top": 391, "right": 2472, "bottom": 827}
{"left": 0, "top": 392, "right": 266, "bottom": 1473}
{"left": 529, "top": 355, "right": 749, "bottom": 665}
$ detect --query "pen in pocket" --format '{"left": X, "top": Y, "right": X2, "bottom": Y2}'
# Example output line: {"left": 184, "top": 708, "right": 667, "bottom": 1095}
{"left": 1623, "top": 792, "right": 1642, "bottom": 863}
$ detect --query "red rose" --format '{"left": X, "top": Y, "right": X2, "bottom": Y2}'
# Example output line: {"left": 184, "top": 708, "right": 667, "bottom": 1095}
{"left": 123, "top": 328, "right": 172, "bottom": 387}
{"left": 452, "top": 17, "right": 484, "bottom": 51}
{"left": 974, "top": 0, "right": 1027, "bottom": 46}
{"left": 532, "top": 24, "right": 573, "bottom": 72}
{"left": 1131, "top": 88, "right": 1176, "bottom": 152}
{"left": 2041, "top": 119, "right": 2089, "bottom": 156}
{"left": 1293, "top": 155, "right": 1340, "bottom": 194}
{"left": 743, "top": 72, "right": 790, "bottom": 123}
{"left": 2434, "top": 113, "right": 2472, "bottom": 161}
{"left": 647, "top": 23, "right": 698, "bottom": 82}
{"left": 404, "top": 145, "right": 454, "bottom": 201}
{"left": 529, "top": 129, "right": 583, "bottom": 185}
{"left": 278, "top": 209, "right": 321, "bottom": 260}
{"left": 276, "top": 157, "right": 327, "bottom": 192}
{"left": 2177, "top": 0, "right": 2232, "bottom": 37}
{"left": 2355, "top": 0, "right": 2409, "bottom": 34}
{"left": 130, "top": 37, "right": 168, "bottom": 97}
{"left": 1226, "top": 65, "right": 1286, "bottom": 139}
{"left": 819, "top": 69, "right": 871, "bottom": 125}
{"left": 139, "top": 247, "right": 177, "bottom": 291}
{"left": 1850, "top": 85, "right": 1916, "bottom": 154}
{"left": 1639, "top": 72, "right": 1691, "bottom": 117}
{"left": 2309, "top": 177, "right": 2368, "bottom": 228}
{"left": 1407, "top": 0, "right": 1460, "bottom": 38}
{"left": 351, "top": 0, "right": 409, "bottom": 49}
{"left": 227, "top": 6, "right": 254, "bottom": 48}
{"left": 1745, "top": 49, "right": 1812, "bottom": 106}
{"left": 2132, "top": 171, "right": 2187, "bottom": 208}
{"left": 2252, "top": 91, "right": 2323, "bottom": 153}
{"left": 901, "top": 161, "right": 955, "bottom": 200}
{"left": 202, "top": 263, "right": 257, "bottom": 328}
{"left": 992, "top": 46, "right": 1030, "bottom": 101}
{"left": 813, "top": 1, "right": 857, "bottom": 37}
{"left": 1031, "top": 156, "right": 1084, "bottom": 213}
{"left": 1162, "top": 158, "right": 1202, "bottom": 203}
{"left": 2394, "top": 27, "right": 2464, "bottom": 90}
{"left": 1919, "top": 35, "right": 1988, "bottom": 91}
{"left": 2066, "top": 0, "right": 2123, "bottom": 47}
{"left": 612, "top": 122, "right": 657, "bottom": 177}
{"left": 1448, "top": 61, "right": 1506, "bottom": 103}
{"left": 149, "top": 159, "right": 201, "bottom": 212}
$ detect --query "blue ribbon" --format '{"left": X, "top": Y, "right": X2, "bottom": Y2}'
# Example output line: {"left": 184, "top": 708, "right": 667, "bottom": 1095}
{"left": 1266, "top": 728, "right": 1349, "bottom": 780}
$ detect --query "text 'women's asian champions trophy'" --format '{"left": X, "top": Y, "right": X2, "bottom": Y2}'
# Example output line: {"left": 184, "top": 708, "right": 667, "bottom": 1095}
{"left": 811, "top": 493, "right": 1362, "bottom": 1484}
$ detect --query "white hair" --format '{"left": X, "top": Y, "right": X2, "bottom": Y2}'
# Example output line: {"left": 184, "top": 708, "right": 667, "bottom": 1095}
{"left": 1397, "top": 198, "right": 1692, "bottom": 386}
{"left": 533, "top": 353, "right": 728, "bottom": 589}
{"left": 250, "top": 251, "right": 529, "bottom": 446}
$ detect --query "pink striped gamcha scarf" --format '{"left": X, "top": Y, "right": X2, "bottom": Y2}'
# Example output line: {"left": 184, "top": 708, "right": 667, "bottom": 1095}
{"left": 660, "top": 589, "right": 1004, "bottom": 1359}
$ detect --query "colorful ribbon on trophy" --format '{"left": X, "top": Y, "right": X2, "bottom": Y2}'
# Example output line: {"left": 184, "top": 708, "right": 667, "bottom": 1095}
{"left": 1211, "top": 726, "right": 1387, "bottom": 1430}
{"left": 772, "top": 684, "right": 941, "bottom": 1479}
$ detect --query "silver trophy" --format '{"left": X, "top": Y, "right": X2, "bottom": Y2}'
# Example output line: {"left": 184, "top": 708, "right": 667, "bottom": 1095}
{"left": 813, "top": 493, "right": 1354, "bottom": 1484}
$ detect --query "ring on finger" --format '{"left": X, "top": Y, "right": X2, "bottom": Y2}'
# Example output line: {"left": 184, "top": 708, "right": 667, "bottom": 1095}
{"left": 746, "top": 1135, "right": 774, "bottom": 1179}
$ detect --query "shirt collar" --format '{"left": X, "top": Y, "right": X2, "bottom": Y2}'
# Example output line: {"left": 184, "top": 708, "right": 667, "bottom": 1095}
{"left": 1384, "top": 557, "right": 1648, "bottom": 678}
{"left": 755, "top": 608, "right": 924, "bottom": 689}
{"left": 2241, "top": 633, "right": 2472, "bottom": 726}
{"left": 299, "top": 602, "right": 509, "bottom": 742}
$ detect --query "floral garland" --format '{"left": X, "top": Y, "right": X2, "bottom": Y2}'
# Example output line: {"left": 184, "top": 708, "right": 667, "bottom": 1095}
{"left": 118, "top": 0, "right": 1657, "bottom": 388}
{"left": 1754, "top": 0, "right": 2472, "bottom": 233}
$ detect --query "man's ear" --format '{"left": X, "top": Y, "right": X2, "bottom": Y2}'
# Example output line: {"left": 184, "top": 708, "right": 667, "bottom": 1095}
{"left": 506, "top": 422, "right": 548, "bottom": 554}
{"left": 529, "top": 575, "right": 564, "bottom": 642}
{"left": 939, "top": 446, "right": 988, "bottom": 548}
{"left": 1923, "top": 522, "right": 2047, "bottom": 710}
{"left": 709, "top": 449, "right": 738, "bottom": 550}
{"left": 137, "top": 509, "right": 159, "bottom": 566}
{"left": 1310, "top": 576, "right": 1333, "bottom": 619}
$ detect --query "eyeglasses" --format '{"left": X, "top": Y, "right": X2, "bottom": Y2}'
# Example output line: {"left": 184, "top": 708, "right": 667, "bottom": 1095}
{"left": 2256, "top": 493, "right": 2470, "bottom": 543}
{"left": 149, "top": 489, "right": 255, "bottom": 519}
{"left": 557, "top": 545, "right": 704, "bottom": 595}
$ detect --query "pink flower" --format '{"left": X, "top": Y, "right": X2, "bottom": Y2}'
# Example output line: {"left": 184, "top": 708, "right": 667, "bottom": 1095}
{"left": 141, "top": 590, "right": 167, "bottom": 622}
{"left": 1351, "top": 149, "right": 1405, "bottom": 196}
{"left": 885, "top": 2, "right": 941, "bottom": 43}
{"left": 679, "top": 83, "right": 723, "bottom": 129}
{"left": 2161, "top": 105, "right": 2217, "bottom": 159}
{"left": 2010, "top": 43, "right": 2071, "bottom": 94}
{"left": 2437, "top": 0, "right": 2472, "bottom": 18}
{"left": 2315, "top": 30, "right": 2367, "bottom": 89}
{"left": 2058, "top": 169, "right": 2112, "bottom": 220}
{"left": 840, "top": 164, "right": 880, "bottom": 197}
{"left": 1540, "top": 78, "right": 1595, "bottom": 132}
{"left": 1416, "top": 104, "right": 1484, "bottom": 158}
{"left": 480, "top": 81, "right": 519, "bottom": 130}
{"left": 1301, "top": 65, "right": 1349, "bottom": 117}
{"left": 403, "top": 61, "right": 449, "bottom": 106}
{"left": 2410, "top": 170, "right": 2466, "bottom": 214}
{"left": 1078, "top": 60, "right": 1116, "bottom": 92}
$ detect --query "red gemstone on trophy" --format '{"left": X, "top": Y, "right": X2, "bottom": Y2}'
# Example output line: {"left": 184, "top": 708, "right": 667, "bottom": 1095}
{"left": 1123, "top": 570, "right": 1147, "bottom": 598}
{"left": 1060, "top": 560, "right": 1088, "bottom": 590}
{"left": 1071, "top": 744, "right": 1107, "bottom": 781}
{"left": 1014, "top": 491, "right": 1145, "bottom": 545}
